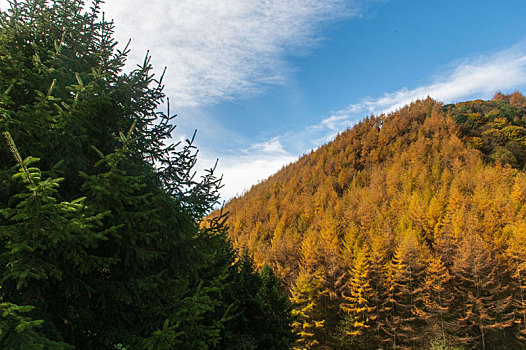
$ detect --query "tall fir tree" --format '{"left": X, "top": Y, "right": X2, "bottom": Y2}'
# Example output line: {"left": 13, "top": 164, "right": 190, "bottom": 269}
{"left": 0, "top": 1, "right": 295, "bottom": 349}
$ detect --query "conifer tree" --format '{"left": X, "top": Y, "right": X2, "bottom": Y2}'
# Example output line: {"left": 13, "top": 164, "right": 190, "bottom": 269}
{"left": 290, "top": 269, "right": 326, "bottom": 350}
{"left": 377, "top": 259, "right": 398, "bottom": 348}
{"left": 377, "top": 230, "right": 427, "bottom": 349}
{"left": 421, "top": 254, "right": 454, "bottom": 344}
{"left": 256, "top": 264, "right": 297, "bottom": 350}
{"left": 452, "top": 235, "right": 514, "bottom": 350}
{"left": 506, "top": 222, "right": 526, "bottom": 342}
{"left": 0, "top": 299, "right": 72, "bottom": 349}
{"left": 0, "top": 1, "right": 295, "bottom": 348}
{"left": 214, "top": 252, "right": 296, "bottom": 350}
{"left": 1, "top": 132, "right": 108, "bottom": 347}
{"left": 338, "top": 244, "right": 377, "bottom": 348}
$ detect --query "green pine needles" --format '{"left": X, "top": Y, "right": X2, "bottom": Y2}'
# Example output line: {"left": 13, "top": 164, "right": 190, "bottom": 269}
{"left": 0, "top": 1, "right": 294, "bottom": 349}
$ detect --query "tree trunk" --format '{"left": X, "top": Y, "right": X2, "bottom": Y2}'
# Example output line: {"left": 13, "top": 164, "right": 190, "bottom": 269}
{"left": 480, "top": 327, "right": 486, "bottom": 350}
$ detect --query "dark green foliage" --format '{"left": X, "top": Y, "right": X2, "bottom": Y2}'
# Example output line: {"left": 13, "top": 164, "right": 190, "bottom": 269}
{"left": 0, "top": 299, "right": 73, "bottom": 350}
{"left": 219, "top": 256, "right": 296, "bottom": 350}
{"left": 445, "top": 94, "right": 526, "bottom": 169}
{"left": 257, "top": 264, "right": 297, "bottom": 349}
{"left": 0, "top": 1, "right": 294, "bottom": 349}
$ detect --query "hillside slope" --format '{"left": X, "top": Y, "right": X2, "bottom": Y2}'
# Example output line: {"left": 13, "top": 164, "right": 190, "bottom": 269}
{"left": 212, "top": 93, "right": 526, "bottom": 349}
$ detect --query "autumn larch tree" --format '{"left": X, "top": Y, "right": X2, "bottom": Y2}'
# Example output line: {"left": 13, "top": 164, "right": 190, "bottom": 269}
{"left": 452, "top": 234, "right": 514, "bottom": 350}
{"left": 338, "top": 243, "right": 377, "bottom": 349}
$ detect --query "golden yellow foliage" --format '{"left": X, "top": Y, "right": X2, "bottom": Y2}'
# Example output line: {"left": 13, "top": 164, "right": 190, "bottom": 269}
{"left": 207, "top": 94, "right": 526, "bottom": 348}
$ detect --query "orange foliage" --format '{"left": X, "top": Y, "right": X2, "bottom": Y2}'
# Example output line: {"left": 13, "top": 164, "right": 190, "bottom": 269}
{"left": 207, "top": 94, "right": 526, "bottom": 348}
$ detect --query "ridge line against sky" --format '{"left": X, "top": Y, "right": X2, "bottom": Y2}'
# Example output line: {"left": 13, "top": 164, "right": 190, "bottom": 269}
{"left": 311, "top": 43, "right": 526, "bottom": 144}
{"left": 212, "top": 42, "right": 526, "bottom": 200}
{"left": 96, "top": 0, "right": 526, "bottom": 200}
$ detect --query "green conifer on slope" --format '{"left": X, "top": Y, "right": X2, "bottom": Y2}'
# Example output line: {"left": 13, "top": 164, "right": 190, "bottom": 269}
{"left": 257, "top": 264, "right": 297, "bottom": 350}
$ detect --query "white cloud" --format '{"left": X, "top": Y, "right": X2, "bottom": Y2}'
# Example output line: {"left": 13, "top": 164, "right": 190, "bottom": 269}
{"left": 200, "top": 142, "right": 296, "bottom": 201}
{"left": 320, "top": 44, "right": 526, "bottom": 136}
{"left": 100, "top": 0, "right": 355, "bottom": 109}
{"left": 0, "top": 0, "right": 356, "bottom": 108}
{"left": 216, "top": 153, "right": 296, "bottom": 200}
{"left": 248, "top": 137, "right": 288, "bottom": 154}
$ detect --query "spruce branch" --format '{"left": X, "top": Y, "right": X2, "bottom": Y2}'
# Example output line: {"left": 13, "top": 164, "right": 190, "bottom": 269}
{"left": 3, "top": 130, "right": 33, "bottom": 185}
{"left": 45, "top": 79, "right": 56, "bottom": 100}
{"left": 110, "top": 119, "right": 138, "bottom": 172}
{"left": 51, "top": 29, "right": 67, "bottom": 69}
{"left": 126, "top": 119, "right": 138, "bottom": 143}
{"left": 3, "top": 84, "right": 13, "bottom": 97}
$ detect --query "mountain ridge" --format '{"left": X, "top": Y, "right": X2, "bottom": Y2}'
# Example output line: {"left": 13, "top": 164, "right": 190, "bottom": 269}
{"left": 210, "top": 92, "right": 526, "bottom": 349}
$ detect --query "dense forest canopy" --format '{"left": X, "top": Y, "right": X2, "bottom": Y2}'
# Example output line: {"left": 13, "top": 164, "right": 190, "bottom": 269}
{"left": 211, "top": 93, "right": 526, "bottom": 349}
{"left": 0, "top": 1, "right": 294, "bottom": 349}
{"left": 3, "top": 1, "right": 526, "bottom": 349}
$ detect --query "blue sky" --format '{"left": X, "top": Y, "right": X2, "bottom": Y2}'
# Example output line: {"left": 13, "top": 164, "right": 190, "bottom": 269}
{"left": 4, "top": 0, "right": 526, "bottom": 200}
{"left": 110, "top": 0, "right": 526, "bottom": 200}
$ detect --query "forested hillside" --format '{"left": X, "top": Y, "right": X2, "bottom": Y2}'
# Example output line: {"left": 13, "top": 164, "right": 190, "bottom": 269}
{"left": 213, "top": 93, "right": 526, "bottom": 349}
{"left": 0, "top": 1, "right": 294, "bottom": 349}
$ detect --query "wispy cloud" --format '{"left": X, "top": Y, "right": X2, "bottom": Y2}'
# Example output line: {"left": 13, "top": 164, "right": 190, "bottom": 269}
{"left": 98, "top": 0, "right": 357, "bottom": 199}
{"left": 218, "top": 154, "right": 296, "bottom": 200}
{"left": 248, "top": 137, "right": 288, "bottom": 154}
{"left": 100, "top": 0, "right": 356, "bottom": 108}
{"left": 315, "top": 43, "right": 526, "bottom": 141}
{"left": 202, "top": 142, "right": 296, "bottom": 200}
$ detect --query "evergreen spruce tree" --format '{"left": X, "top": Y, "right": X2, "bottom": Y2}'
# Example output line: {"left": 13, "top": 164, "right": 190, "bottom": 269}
{"left": 1, "top": 131, "right": 109, "bottom": 348}
{"left": 0, "top": 1, "right": 294, "bottom": 349}
{"left": 0, "top": 298, "right": 72, "bottom": 349}
{"left": 257, "top": 264, "right": 297, "bottom": 350}
{"left": 217, "top": 254, "right": 296, "bottom": 350}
